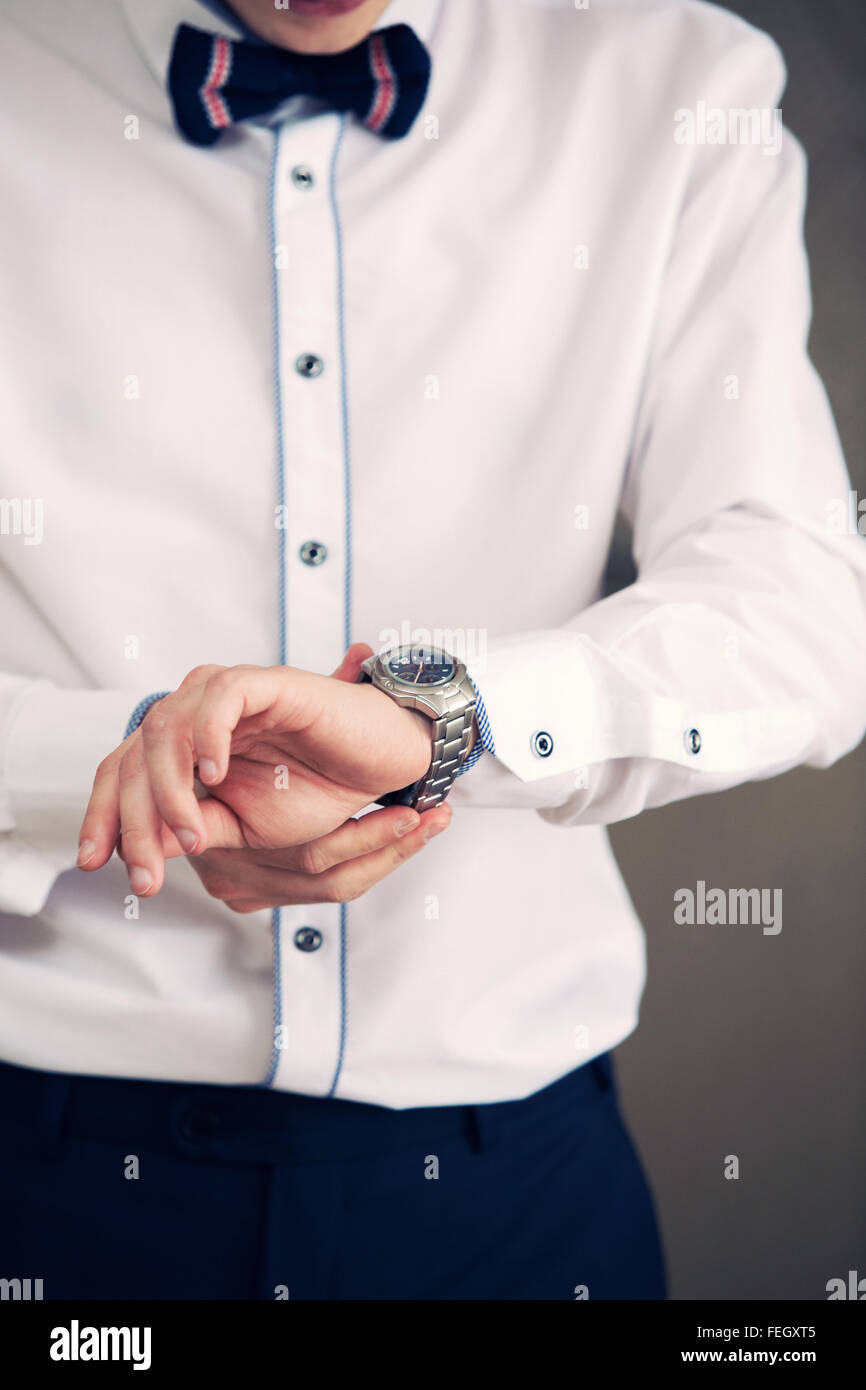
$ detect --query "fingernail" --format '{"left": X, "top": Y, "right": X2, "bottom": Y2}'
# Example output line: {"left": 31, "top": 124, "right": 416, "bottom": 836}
{"left": 176, "top": 829, "right": 198, "bottom": 854}
{"left": 395, "top": 817, "right": 419, "bottom": 837}
{"left": 77, "top": 839, "right": 96, "bottom": 867}
{"left": 198, "top": 759, "right": 219, "bottom": 783}
{"left": 128, "top": 866, "right": 153, "bottom": 895}
{"left": 425, "top": 816, "right": 451, "bottom": 840}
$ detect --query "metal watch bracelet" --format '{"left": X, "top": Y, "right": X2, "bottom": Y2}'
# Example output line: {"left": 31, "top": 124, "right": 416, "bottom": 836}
{"left": 359, "top": 676, "right": 477, "bottom": 812}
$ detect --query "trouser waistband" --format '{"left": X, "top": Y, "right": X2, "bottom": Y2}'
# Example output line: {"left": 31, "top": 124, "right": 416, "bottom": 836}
{"left": 0, "top": 1052, "right": 615, "bottom": 1165}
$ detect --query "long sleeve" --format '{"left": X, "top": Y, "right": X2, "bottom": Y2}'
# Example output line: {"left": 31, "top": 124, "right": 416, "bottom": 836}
{"left": 0, "top": 681, "right": 134, "bottom": 915}
{"left": 453, "top": 28, "right": 866, "bottom": 822}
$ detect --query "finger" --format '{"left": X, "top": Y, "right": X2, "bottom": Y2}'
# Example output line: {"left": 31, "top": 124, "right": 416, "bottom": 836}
{"left": 78, "top": 667, "right": 223, "bottom": 873}
{"left": 305, "top": 802, "right": 452, "bottom": 904}
{"left": 191, "top": 804, "right": 451, "bottom": 910}
{"left": 148, "top": 798, "right": 248, "bottom": 858}
{"left": 176, "top": 664, "right": 226, "bottom": 693}
{"left": 191, "top": 797, "right": 249, "bottom": 852}
{"left": 330, "top": 641, "right": 375, "bottom": 683}
{"left": 136, "top": 672, "right": 233, "bottom": 849}
{"left": 291, "top": 805, "right": 420, "bottom": 876}
{"left": 139, "top": 696, "right": 208, "bottom": 856}
{"left": 117, "top": 741, "right": 168, "bottom": 897}
{"left": 188, "top": 807, "right": 418, "bottom": 896}
{"left": 126, "top": 667, "right": 225, "bottom": 844}
{"left": 78, "top": 746, "right": 128, "bottom": 871}
{"left": 190, "top": 666, "right": 311, "bottom": 787}
{"left": 152, "top": 804, "right": 245, "bottom": 861}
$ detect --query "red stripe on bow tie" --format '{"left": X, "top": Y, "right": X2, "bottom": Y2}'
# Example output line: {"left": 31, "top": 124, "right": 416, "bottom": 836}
{"left": 365, "top": 33, "right": 398, "bottom": 134}
{"left": 201, "top": 35, "right": 233, "bottom": 130}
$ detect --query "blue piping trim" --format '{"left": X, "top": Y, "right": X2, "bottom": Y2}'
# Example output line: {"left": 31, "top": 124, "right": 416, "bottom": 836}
{"left": 263, "top": 123, "right": 286, "bottom": 1089}
{"left": 331, "top": 116, "right": 352, "bottom": 658}
{"left": 327, "top": 904, "right": 348, "bottom": 1098}
{"left": 456, "top": 680, "right": 496, "bottom": 774}
{"left": 326, "top": 115, "right": 351, "bottom": 1100}
{"left": 123, "top": 690, "right": 171, "bottom": 741}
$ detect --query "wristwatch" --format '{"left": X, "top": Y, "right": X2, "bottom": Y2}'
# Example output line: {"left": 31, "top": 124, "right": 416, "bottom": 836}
{"left": 358, "top": 646, "right": 478, "bottom": 812}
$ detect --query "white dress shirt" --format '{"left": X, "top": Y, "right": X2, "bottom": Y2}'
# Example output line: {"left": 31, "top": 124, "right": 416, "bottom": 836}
{"left": 1, "top": 0, "right": 864, "bottom": 1107}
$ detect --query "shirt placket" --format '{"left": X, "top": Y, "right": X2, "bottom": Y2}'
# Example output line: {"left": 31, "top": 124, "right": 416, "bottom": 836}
{"left": 267, "top": 110, "right": 350, "bottom": 1095}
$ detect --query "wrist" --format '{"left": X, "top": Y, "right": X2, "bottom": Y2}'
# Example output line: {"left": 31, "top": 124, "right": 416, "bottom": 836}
{"left": 403, "top": 706, "right": 435, "bottom": 780}
{"left": 356, "top": 680, "right": 433, "bottom": 783}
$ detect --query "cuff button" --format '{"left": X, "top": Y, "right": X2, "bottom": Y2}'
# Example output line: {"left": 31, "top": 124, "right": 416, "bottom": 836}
{"left": 531, "top": 730, "right": 554, "bottom": 758}
{"left": 684, "top": 727, "right": 702, "bottom": 755}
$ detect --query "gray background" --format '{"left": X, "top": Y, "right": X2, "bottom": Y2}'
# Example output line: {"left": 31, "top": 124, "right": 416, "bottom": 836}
{"left": 608, "top": 0, "right": 866, "bottom": 1300}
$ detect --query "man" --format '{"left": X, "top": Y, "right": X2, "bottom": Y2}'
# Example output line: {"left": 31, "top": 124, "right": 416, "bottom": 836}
{"left": 1, "top": 0, "right": 864, "bottom": 1300}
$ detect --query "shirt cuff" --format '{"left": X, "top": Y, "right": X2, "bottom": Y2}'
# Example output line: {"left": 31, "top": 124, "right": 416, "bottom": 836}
{"left": 467, "top": 627, "right": 820, "bottom": 784}
{"left": 455, "top": 675, "right": 495, "bottom": 777}
{"left": 0, "top": 684, "right": 141, "bottom": 914}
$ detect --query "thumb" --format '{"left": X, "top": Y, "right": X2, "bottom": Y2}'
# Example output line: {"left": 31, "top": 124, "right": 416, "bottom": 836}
{"left": 331, "top": 641, "right": 375, "bottom": 684}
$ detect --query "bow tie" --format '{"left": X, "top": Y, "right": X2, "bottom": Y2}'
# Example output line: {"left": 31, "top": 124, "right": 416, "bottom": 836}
{"left": 167, "top": 21, "right": 431, "bottom": 147}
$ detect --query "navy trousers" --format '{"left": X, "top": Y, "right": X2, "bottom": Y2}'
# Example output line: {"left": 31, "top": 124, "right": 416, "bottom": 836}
{"left": 0, "top": 1052, "right": 665, "bottom": 1300}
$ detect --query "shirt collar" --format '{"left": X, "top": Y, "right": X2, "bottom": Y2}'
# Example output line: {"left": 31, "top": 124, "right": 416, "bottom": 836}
{"left": 119, "top": 0, "right": 442, "bottom": 95}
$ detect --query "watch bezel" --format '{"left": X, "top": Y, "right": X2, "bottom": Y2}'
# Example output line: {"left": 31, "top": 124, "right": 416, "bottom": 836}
{"left": 380, "top": 645, "right": 461, "bottom": 692}
{"left": 365, "top": 647, "right": 470, "bottom": 721}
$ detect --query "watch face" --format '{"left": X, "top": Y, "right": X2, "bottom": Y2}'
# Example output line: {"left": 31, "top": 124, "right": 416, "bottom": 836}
{"left": 385, "top": 646, "right": 456, "bottom": 687}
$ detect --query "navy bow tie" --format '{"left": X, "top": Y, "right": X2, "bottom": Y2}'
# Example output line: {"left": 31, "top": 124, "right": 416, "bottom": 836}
{"left": 167, "top": 21, "right": 431, "bottom": 146}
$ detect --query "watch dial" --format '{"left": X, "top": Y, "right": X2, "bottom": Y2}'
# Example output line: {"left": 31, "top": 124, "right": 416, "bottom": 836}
{"left": 386, "top": 647, "right": 456, "bottom": 687}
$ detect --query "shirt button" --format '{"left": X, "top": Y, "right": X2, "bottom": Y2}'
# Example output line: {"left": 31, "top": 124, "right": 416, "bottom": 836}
{"left": 531, "top": 730, "right": 554, "bottom": 758}
{"left": 684, "top": 727, "right": 702, "bottom": 755}
{"left": 295, "top": 352, "right": 323, "bottom": 378}
{"left": 299, "top": 540, "right": 327, "bottom": 567}
{"left": 291, "top": 164, "right": 315, "bottom": 190}
{"left": 294, "top": 926, "right": 323, "bottom": 952}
